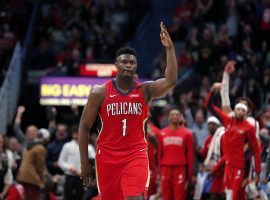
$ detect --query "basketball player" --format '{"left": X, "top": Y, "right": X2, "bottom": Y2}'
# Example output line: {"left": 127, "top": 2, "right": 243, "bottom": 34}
{"left": 220, "top": 61, "right": 262, "bottom": 199}
{"left": 220, "top": 60, "right": 260, "bottom": 137}
{"left": 158, "top": 108, "right": 194, "bottom": 200}
{"left": 205, "top": 83, "right": 261, "bottom": 200}
{"left": 78, "top": 22, "right": 178, "bottom": 200}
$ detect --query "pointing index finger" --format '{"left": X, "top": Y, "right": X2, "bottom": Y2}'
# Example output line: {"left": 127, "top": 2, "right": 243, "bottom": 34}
{"left": 160, "top": 22, "right": 165, "bottom": 31}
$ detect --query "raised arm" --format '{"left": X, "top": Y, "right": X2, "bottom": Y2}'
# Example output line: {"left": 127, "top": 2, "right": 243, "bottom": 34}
{"left": 205, "top": 83, "right": 231, "bottom": 126}
{"left": 78, "top": 85, "right": 105, "bottom": 186}
{"left": 141, "top": 22, "right": 178, "bottom": 102}
{"left": 220, "top": 60, "right": 235, "bottom": 114}
{"left": 13, "top": 106, "right": 26, "bottom": 146}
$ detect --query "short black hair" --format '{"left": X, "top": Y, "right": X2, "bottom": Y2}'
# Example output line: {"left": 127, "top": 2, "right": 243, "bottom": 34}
{"left": 168, "top": 106, "right": 183, "bottom": 115}
{"left": 116, "top": 46, "right": 137, "bottom": 58}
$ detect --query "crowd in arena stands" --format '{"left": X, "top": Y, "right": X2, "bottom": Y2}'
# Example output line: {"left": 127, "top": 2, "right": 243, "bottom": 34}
{"left": 1, "top": 0, "right": 270, "bottom": 200}
{"left": 0, "top": 94, "right": 269, "bottom": 199}
{"left": 0, "top": 0, "right": 33, "bottom": 85}
{"left": 153, "top": 0, "right": 270, "bottom": 111}
{"left": 0, "top": 105, "right": 98, "bottom": 200}
{"left": 30, "top": 0, "right": 150, "bottom": 75}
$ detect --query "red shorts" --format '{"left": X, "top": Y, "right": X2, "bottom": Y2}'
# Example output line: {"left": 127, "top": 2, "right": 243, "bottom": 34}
{"left": 161, "top": 165, "right": 187, "bottom": 200}
{"left": 95, "top": 147, "right": 150, "bottom": 200}
{"left": 225, "top": 165, "right": 248, "bottom": 200}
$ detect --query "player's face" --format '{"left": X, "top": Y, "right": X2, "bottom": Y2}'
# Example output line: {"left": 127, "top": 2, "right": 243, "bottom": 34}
{"left": 238, "top": 100, "right": 250, "bottom": 115}
{"left": 234, "top": 107, "right": 247, "bottom": 119}
{"left": 115, "top": 54, "right": 137, "bottom": 78}
{"left": 168, "top": 109, "right": 182, "bottom": 125}
{"left": 208, "top": 122, "right": 218, "bottom": 134}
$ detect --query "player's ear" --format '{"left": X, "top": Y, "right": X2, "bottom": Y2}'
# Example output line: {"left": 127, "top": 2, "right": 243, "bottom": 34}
{"left": 114, "top": 61, "right": 119, "bottom": 70}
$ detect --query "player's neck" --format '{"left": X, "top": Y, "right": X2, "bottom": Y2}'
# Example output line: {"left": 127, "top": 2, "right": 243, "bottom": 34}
{"left": 115, "top": 76, "right": 134, "bottom": 91}
{"left": 235, "top": 117, "right": 244, "bottom": 121}
{"left": 168, "top": 124, "right": 179, "bottom": 130}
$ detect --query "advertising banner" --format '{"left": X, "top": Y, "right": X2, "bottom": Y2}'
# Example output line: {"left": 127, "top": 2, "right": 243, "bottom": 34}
{"left": 40, "top": 77, "right": 149, "bottom": 106}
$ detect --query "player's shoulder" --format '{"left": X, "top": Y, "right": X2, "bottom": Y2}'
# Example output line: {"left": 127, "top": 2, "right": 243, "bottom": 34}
{"left": 91, "top": 83, "right": 106, "bottom": 94}
{"left": 182, "top": 126, "right": 192, "bottom": 134}
{"left": 151, "top": 124, "right": 161, "bottom": 134}
{"left": 139, "top": 81, "right": 154, "bottom": 92}
{"left": 161, "top": 126, "right": 169, "bottom": 131}
{"left": 246, "top": 116, "right": 259, "bottom": 127}
{"left": 242, "top": 119, "right": 256, "bottom": 132}
{"left": 180, "top": 126, "right": 193, "bottom": 138}
{"left": 160, "top": 127, "right": 169, "bottom": 135}
{"left": 88, "top": 83, "right": 107, "bottom": 104}
{"left": 215, "top": 126, "right": 225, "bottom": 135}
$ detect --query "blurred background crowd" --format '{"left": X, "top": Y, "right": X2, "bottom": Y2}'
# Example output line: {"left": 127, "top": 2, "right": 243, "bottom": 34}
{"left": 0, "top": 0, "right": 270, "bottom": 200}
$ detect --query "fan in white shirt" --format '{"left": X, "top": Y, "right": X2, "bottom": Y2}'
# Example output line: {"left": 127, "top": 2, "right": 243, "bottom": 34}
{"left": 58, "top": 128, "right": 96, "bottom": 176}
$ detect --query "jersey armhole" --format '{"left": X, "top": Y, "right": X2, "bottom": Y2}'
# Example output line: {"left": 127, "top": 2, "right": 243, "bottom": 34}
{"left": 137, "top": 82, "right": 149, "bottom": 106}
{"left": 99, "top": 81, "right": 110, "bottom": 108}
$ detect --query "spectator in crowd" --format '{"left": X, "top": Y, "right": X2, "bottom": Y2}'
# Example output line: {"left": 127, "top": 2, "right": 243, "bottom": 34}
{"left": 16, "top": 131, "right": 46, "bottom": 200}
{"left": 31, "top": 0, "right": 150, "bottom": 75}
{"left": 13, "top": 106, "right": 39, "bottom": 148}
{"left": 0, "top": 134, "right": 13, "bottom": 200}
{"left": 58, "top": 125, "right": 83, "bottom": 200}
{"left": 191, "top": 109, "right": 209, "bottom": 149}
{"left": 7, "top": 137, "right": 22, "bottom": 178}
{"left": 46, "top": 123, "right": 68, "bottom": 175}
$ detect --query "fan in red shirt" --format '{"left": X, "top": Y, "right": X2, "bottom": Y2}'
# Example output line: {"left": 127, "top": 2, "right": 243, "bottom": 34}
{"left": 158, "top": 108, "right": 195, "bottom": 200}
{"left": 205, "top": 83, "right": 261, "bottom": 200}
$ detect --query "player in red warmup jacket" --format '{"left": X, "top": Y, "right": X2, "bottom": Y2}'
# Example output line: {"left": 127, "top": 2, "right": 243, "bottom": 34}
{"left": 158, "top": 108, "right": 195, "bottom": 200}
{"left": 78, "top": 22, "right": 178, "bottom": 200}
{"left": 205, "top": 83, "right": 261, "bottom": 200}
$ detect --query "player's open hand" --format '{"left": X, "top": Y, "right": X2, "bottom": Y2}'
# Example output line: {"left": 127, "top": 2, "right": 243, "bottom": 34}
{"left": 211, "top": 82, "right": 222, "bottom": 92}
{"left": 225, "top": 60, "right": 236, "bottom": 74}
{"left": 160, "top": 22, "right": 173, "bottom": 49}
{"left": 81, "top": 163, "right": 94, "bottom": 187}
{"left": 17, "top": 106, "right": 25, "bottom": 114}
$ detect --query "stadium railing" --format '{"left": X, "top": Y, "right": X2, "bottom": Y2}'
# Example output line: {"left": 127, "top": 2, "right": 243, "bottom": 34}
{"left": 0, "top": 43, "right": 22, "bottom": 134}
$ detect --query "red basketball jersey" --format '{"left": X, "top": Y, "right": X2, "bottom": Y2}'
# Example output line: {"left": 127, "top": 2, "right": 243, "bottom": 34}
{"left": 97, "top": 80, "right": 149, "bottom": 153}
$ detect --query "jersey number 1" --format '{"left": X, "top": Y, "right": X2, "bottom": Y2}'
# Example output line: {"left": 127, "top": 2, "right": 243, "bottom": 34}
{"left": 122, "top": 119, "right": 127, "bottom": 136}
